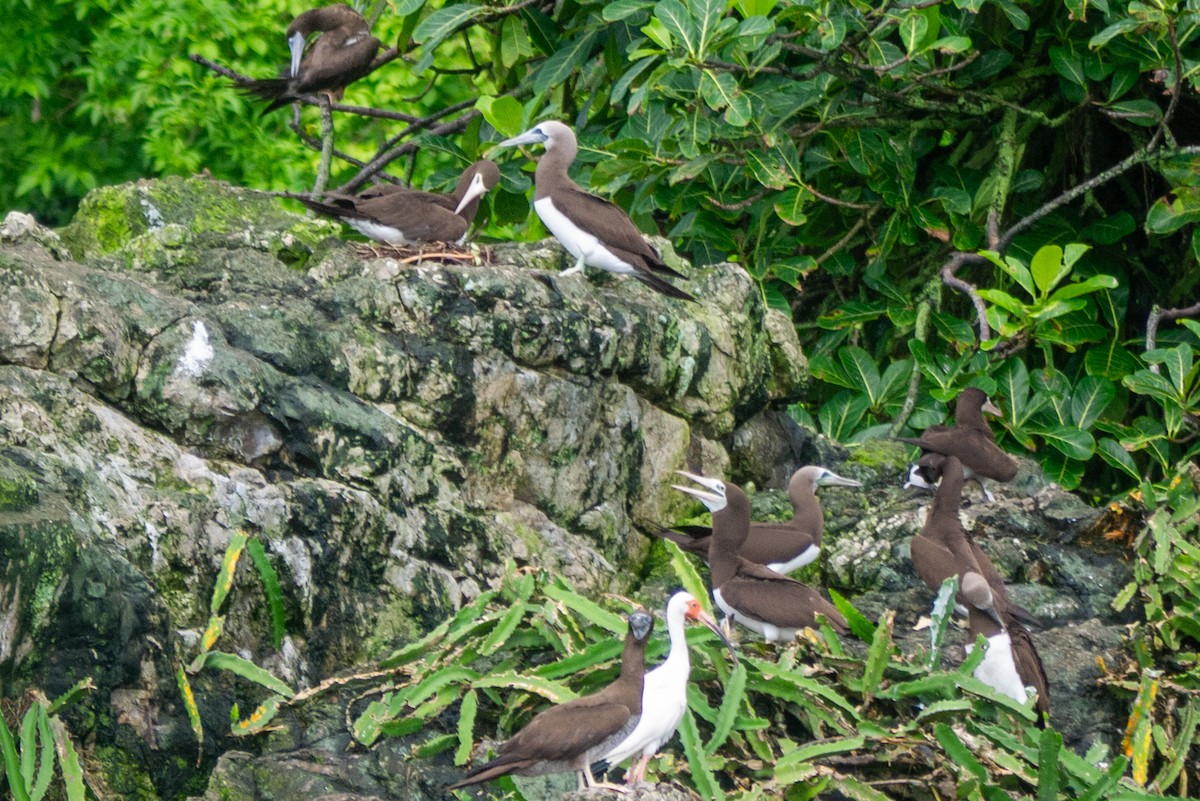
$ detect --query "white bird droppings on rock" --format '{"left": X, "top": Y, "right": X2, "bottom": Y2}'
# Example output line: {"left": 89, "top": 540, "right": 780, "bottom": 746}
{"left": 175, "top": 321, "right": 214, "bottom": 377}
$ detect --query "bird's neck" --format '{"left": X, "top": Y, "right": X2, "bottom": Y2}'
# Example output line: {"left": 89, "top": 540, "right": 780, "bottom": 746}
{"left": 789, "top": 487, "right": 822, "bottom": 538}
{"left": 534, "top": 144, "right": 578, "bottom": 200}
{"left": 663, "top": 613, "right": 690, "bottom": 670}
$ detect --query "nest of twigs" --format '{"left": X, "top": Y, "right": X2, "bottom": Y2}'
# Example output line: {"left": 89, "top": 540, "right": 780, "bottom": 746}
{"left": 352, "top": 242, "right": 492, "bottom": 265}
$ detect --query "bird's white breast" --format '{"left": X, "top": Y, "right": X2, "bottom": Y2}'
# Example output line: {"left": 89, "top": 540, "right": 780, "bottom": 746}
{"left": 347, "top": 219, "right": 411, "bottom": 245}
{"left": 966, "top": 632, "right": 1029, "bottom": 703}
{"left": 714, "top": 588, "right": 795, "bottom": 643}
{"left": 534, "top": 197, "right": 636, "bottom": 274}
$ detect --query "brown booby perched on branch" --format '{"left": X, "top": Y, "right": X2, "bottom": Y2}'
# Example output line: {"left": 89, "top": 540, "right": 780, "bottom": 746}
{"left": 449, "top": 610, "right": 654, "bottom": 792}
{"left": 240, "top": 4, "right": 381, "bottom": 114}
{"left": 657, "top": 465, "right": 861, "bottom": 574}
{"left": 296, "top": 160, "right": 500, "bottom": 244}
{"left": 673, "top": 472, "right": 848, "bottom": 642}
{"left": 496, "top": 121, "right": 696, "bottom": 302}
{"left": 898, "top": 387, "right": 1019, "bottom": 501}
{"left": 910, "top": 457, "right": 1049, "bottom": 720}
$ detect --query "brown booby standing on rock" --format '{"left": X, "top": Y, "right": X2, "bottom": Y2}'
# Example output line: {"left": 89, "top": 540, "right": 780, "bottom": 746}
{"left": 297, "top": 160, "right": 500, "bottom": 244}
{"left": 910, "top": 457, "right": 1049, "bottom": 720}
{"left": 241, "top": 4, "right": 381, "bottom": 114}
{"left": 496, "top": 121, "right": 696, "bottom": 302}
{"left": 449, "top": 610, "right": 654, "bottom": 792}
{"left": 898, "top": 387, "right": 1018, "bottom": 501}
{"left": 673, "top": 472, "right": 848, "bottom": 643}
{"left": 657, "top": 465, "right": 861, "bottom": 574}
{"left": 594, "top": 592, "right": 736, "bottom": 785}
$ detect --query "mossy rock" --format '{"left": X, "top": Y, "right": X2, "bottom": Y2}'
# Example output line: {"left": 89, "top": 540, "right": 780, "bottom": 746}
{"left": 58, "top": 176, "right": 338, "bottom": 265}
{"left": 0, "top": 455, "right": 38, "bottom": 511}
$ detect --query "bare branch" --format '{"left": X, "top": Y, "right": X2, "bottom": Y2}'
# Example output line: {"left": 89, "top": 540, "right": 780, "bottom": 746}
{"left": 1146, "top": 302, "right": 1200, "bottom": 364}
{"left": 941, "top": 252, "right": 991, "bottom": 341}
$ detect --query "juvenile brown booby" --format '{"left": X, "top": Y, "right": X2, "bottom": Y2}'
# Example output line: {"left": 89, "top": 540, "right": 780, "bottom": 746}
{"left": 910, "top": 458, "right": 1049, "bottom": 719}
{"left": 898, "top": 387, "right": 1018, "bottom": 500}
{"left": 657, "top": 465, "right": 861, "bottom": 574}
{"left": 241, "top": 4, "right": 381, "bottom": 114}
{"left": 673, "top": 472, "right": 848, "bottom": 642}
{"left": 297, "top": 160, "right": 500, "bottom": 244}
{"left": 595, "top": 592, "right": 735, "bottom": 785}
{"left": 497, "top": 121, "right": 696, "bottom": 302}
{"left": 449, "top": 610, "right": 654, "bottom": 791}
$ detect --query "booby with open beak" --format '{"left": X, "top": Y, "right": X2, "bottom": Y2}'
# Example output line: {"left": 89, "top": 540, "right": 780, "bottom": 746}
{"left": 594, "top": 592, "right": 737, "bottom": 785}
{"left": 657, "top": 465, "right": 861, "bottom": 574}
{"left": 496, "top": 121, "right": 696, "bottom": 302}
{"left": 297, "top": 160, "right": 500, "bottom": 245}
{"left": 673, "top": 472, "right": 848, "bottom": 643}
{"left": 240, "top": 4, "right": 381, "bottom": 115}
{"left": 449, "top": 610, "right": 654, "bottom": 792}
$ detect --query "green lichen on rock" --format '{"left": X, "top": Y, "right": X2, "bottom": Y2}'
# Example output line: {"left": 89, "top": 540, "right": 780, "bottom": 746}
{"left": 58, "top": 176, "right": 339, "bottom": 267}
{"left": 0, "top": 455, "right": 38, "bottom": 511}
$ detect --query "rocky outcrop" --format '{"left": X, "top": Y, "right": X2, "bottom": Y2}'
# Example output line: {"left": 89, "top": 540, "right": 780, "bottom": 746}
{"left": 0, "top": 178, "right": 1134, "bottom": 800}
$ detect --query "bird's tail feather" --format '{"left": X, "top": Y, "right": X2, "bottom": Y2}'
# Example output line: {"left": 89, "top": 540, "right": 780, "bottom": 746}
{"left": 635, "top": 272, "right": 696, "bottom": 302}
{"left": 237, "top": 78, "right": 295, "bottom": 115}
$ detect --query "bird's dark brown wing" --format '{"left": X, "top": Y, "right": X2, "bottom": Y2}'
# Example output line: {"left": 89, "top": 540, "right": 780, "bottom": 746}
{"left": 1008, "top": 624, "right": 1050, "bottom": 723}
{"left": 556, "top": 185, "right": 689, "bottom": 280}
{"left": 722, "top": 565, "right": 847, "bottom": 631}
{"left": 653, "top": 527, "right": 712, "bottom": 560}
{"left": 500, "top": 698, "right": 635, "bottom": 763}
{"left": 297, "top": 29, "right": 381, "bottom": 95}
{"left": 354, "top": 191, "right": 468, "bottom": 241}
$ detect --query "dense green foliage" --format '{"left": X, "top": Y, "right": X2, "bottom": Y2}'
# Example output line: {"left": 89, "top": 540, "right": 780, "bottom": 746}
{"left": 5, "top": 0, "right": 1199, "bottom": 496}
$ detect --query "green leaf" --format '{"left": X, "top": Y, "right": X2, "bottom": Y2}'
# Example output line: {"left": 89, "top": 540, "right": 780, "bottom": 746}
{"left": 1085, "top": 340, "right": 1139, "bottom": 380}
{"left": 934, "top": 722, "right": 986, "bottom": 781}
{"left": 1145, "top": 344, "right": 1194, "bottom": 399}
{"left": 413, "top": 3, "right": 484, "bottom": 45}
{"left": 176, "top": 665, "right": 204, "bottom": 752}
{"left": 479, "top": 601, "right": 526, "bottom": 655}
{"left": 1037, "top": 727, "right": 1063, "bottom": 801}
{"left": 201, "top": 652, "right": 295, "bottom": 698}
{"left": 0, "top": 711, "right": 30, "bottom": 801}
{"left": 838, "top": 346, "right": 882, "bottom": 403}
{"left": 211, "top": 530, "right": 248, "bottom": 615}
{"left": 602, "top": 0, "right": 655, "bottom": 22}
{"left": 1107, "top": 100, "right": 1162, "bottom": 127}
{"left": 230, "top": 696, "right": 284, "bottom": 737}
{"left": 773, "top": 187, "right": 808, "bottom": 225}
{"left": 1077, "top": 755, "right": 1128, "bottom": 801}
{"left": 699, "top": 70, "right": 739, "bottom": 112}
{"left": 1124, "top": 370, "right": 1177, "bottom": 405}
{"left": 18, "top": 708, "right": 36, "bottom": 792}
{"left": 655, "top": 0, "right": 699, "bottom": 56}
{"left": 1097, "top": 438, "right": 1141, "bottom": 480}
{"left": 665, "top": 541, "right": 712, "bottom": 617}
{"left": 1146, "top": 187, "right": 1200, "bottom": 235}
{"left": 827, "top": 588, "right": 876, "bottom": 643}
{"left": 534, "top": 31, "right": 602, "bottom": 93}
{"left": 927, "top": 575, "right": 958, "bottom": 670}
{"left": 1030, "top": 244, "right": 1069, "bottom": 296}
{"left": 862, "top": 611, "right": 893, "bottom": 701}
{"left": 1031, "top": 424, "right": 1094, "bottom": 460}
{"left": 473, "top": 672, "right": 578, "bottom": 704}
{"left": 1049, "top": 273, "right": 1117, "bottom": 302}
{"left": 680, "top": 708, "right": 721, "bottom": 800}
{"left": 818, "top": 392, "right": 869, "bottom": 442}
{"left": 47, "top": 718, "right": 84, "bottom": 801}
{"left": 246, "top": 537, "right": 286, "bottom": 650}
{"left": 705, "top": 661, "right": 746, "bottom": 755}
{"left": 776, "top": 735, "right": 867, "bottom": 773}
{"left": 1071, "top": 375, "right": 1116, "bottom": 428}
{"left": 1082, "top": 212, "right": 1136, "bottom": 244}
{"left": 29, "top": 708, "right": 53, "bottom": 801}
{"left": 1090, "top": 17, "right": 1139, "bottom": 49}
{"left": 690, "top": 0, "right": 726, "bottom": 57}
{"left": 1049, "top": 46, "right": 1086, "bottom": 86}
{"left": 899, "top": 12, "right": 928, "bottom": 56}
{"left": 454, "top": 690, "right": 478, "bottom": 766}
{"left": 475, "top": 96, "right": 525, "bottom": 139}
{"left": 542, "top": 582, "right": 625, "bottom": 634}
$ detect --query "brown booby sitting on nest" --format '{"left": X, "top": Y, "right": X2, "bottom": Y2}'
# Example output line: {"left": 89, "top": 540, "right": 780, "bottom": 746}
{"left": 673, "top": 472, "right": 847, "bottom": 642}
{"left": 910, "top": 457, "right": 1049, "bottom": 720}
{"left": 449, "top": 610, "right": 654, "bottom": 791}
{"left": 898, "top": 387, "right": 1019, "bottom": 501}
{"left": 241, "top": 4, "right": 381, "bottom": 114}
{"left": 297, "top": 160, "right": 500, "bottom": 244}
{"left": 497, "top": 121, "right": 696, "bottom": 302}
{"left": 657, "top": 465, "right": 861, "bottom": 574}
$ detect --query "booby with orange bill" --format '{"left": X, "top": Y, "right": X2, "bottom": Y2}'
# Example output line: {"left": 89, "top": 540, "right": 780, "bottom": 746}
{"left": 594, "top": 592, "right": 736, "bottom": 785}
{"left": 449, "top": 610, "right": 654, "bottom": 792}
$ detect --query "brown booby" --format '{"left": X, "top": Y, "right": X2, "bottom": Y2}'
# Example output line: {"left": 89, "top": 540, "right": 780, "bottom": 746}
{"left": 898, "top": 387, "right": 1018, "bottom": 500}
{"left": 673, "top": 472, "right": 848, "bottom": 642}
{"left": 960, "top": 574, "right": 1051, "bottom": 723}
{"left": 240, "top": 4, "right": 381, "bottom": 114}
{"left": 296, "top": 160, "right": 500, "bottom": 244}
{"left": 449, "top": 610, "right": 654, "bottom": 791}
{"left": 910, "top": 458, "right": 1049, "bottom": 719}
{"left": 496, "top": 121, "right": 696, "bottom": 302}
{"left": 595, "top": 592, "right": 735, "bottom": 785}
{"left": 657, "top": 465, "right": 861, "bottom": 574}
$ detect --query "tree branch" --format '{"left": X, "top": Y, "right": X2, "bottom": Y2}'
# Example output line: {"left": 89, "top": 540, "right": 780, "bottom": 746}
{"left": 1146, "top": 302, "right": 1200, "bottom": 361}
{"left": 941, "top": 251, "right": 991, "bottom": 341}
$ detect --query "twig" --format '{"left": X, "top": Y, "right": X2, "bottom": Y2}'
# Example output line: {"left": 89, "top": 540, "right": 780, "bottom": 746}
{"left": 1145, "top": 302, "right": 1200, "bottom": 369}
{"left": 891, "top": 298, "right": 932, "bottom": 435}
{"left": 311, "top": 96, "right": 334, "bottom": 197}
{"left": 941, "top": 252, "right": 991, "bottom": 341}
{"left": 706, "top": 190, "right": 768, "bottom": 211}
